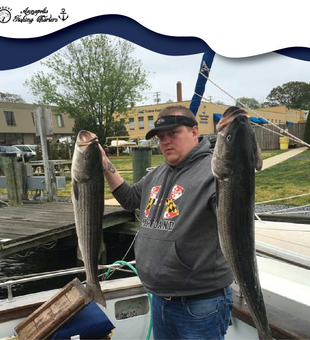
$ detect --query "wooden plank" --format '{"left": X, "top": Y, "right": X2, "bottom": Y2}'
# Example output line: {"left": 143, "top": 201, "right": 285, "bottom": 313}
{"left": 0, "top": 203, "right": 134, "bottom": 257}
{"left": 14, "top": 278, "right": 92, "bottom": 340}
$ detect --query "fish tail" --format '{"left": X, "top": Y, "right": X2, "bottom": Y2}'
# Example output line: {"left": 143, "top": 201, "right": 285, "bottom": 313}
{"left": 258, "top": 329, "right": 273, "bottom": 340}
{"left": 86, "top": 282, "right": 107, "bottom": 308}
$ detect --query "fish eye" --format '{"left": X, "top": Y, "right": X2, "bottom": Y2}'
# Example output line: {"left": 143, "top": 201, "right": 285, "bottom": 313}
{"left": 85, "top": 152, "right": 90, "bottom": 160}
{"left": 226, "top": 134, "right": 232, "bottom": 142}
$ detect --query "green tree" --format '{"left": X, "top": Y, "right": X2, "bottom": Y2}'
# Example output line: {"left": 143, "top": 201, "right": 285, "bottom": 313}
{"left": 0, "top": 92, "right": 25, "bottom": 103}
{"left": 24, "top": 35, "right": 151, "bottom": 144}
{"left": 266, "top": 81, "right": 310, "bottom": 109}
{"left": 304, "top": 112, "right": 310, "bottom": 144}
{"left": 235, "top": 97, "right": 261, "bottom": 109}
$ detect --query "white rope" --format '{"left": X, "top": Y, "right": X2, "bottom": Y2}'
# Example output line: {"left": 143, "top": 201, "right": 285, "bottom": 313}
{"left": 198, "top": 71, "right": 310, "bottom": 148}
{"left": 256, "top": 193, "right": 310, "bottom": 205}
{"left": 262, "top": 204, "right": 310, "bottom": 214}
{"left": 0, "top": 199, "right": 9, "bottom": 206}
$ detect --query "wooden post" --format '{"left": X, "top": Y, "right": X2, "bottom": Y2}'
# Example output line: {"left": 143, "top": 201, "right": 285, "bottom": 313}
{"left": 1, "top": 153, "right": 22, "bottom": 205}
{"left": 49, "top": 160, "right": 58, "bottom": 201}
{"left": 18, "top": 163, "right": 30, "bottom": 201}
{"left": 35, "top": 106, "right": 57, "bottom": 202}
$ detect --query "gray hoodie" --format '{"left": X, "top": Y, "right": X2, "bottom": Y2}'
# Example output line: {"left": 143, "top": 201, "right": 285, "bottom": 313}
{"left": 113, "top": 137, "right": 233, "bottom": 296}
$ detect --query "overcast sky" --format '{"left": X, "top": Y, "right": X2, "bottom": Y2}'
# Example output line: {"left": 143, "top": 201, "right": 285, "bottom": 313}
{"left": 2, "top": 40, "right": 310, "bottom": 108}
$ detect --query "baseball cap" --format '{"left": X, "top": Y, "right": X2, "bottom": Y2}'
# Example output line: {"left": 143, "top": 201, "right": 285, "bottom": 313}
{"left": 145, "top": 115, "right": 198, "bottom": 140}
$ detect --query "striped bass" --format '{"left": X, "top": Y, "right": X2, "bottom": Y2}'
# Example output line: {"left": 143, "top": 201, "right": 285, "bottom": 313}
{"left": 71, "top": 130, "right": 106, "bottom": 307}
{"left": 212, "top": 107, "right": 273, "bottom": 340}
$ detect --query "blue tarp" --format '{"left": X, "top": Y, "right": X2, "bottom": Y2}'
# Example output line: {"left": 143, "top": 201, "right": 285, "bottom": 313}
{"left": 286, "top": 121, "right": 294, "bottom": 124}
{"left": 189, "top": 47, "right": 215, "bottom": 116}
{"left": 250, "top": 117, "right": 261, "bottom": 124}
{"left": 258, "top": 118, "right": 269, "bottom": 124}
{"left": 213, "top": 113, "right": 222, "bottom": 122}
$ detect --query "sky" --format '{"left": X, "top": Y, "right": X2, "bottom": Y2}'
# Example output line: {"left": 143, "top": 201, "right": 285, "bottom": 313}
{"left": 2, "top": 39, "right": 310, "bottom": 108}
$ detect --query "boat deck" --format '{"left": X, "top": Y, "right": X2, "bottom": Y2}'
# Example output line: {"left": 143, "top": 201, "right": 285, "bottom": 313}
{"left": 255, "top": 219, "right": 310, "bottom": 268}
{"left": 0, "top": 202, "right": 135, "bottom": 258}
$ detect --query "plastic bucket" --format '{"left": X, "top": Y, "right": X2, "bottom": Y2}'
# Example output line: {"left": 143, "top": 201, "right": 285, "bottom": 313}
{"left": 279, "top": 137, "right": 289, "bottom": 150}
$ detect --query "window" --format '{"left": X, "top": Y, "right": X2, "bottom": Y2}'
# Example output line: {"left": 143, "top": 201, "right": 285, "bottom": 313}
{"left": 129, "top": 118, "right": 134, "bottom": 130}
{"left": 138, "top": 117, "right": 144, "bottom": 129}
{"left": 56, "top": 114, "right": 64, "bottom": 128}
{"left": 148, "top": 116, "right": 154, "bottom": 129}
{"left": 31, "top": 112, "right": 36, "bottom": 125}
{"left": 4, "top": 111, "right": 16, "bottom": 126}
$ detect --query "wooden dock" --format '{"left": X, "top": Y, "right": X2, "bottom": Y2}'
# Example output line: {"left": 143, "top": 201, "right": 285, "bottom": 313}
{"left": 0, "top": 202, "right": 135, "bottom": 258}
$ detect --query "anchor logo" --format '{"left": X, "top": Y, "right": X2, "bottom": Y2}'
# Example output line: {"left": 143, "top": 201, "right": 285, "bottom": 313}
{"left": 58, "top": 8, "right": 68, "bottom": 21}
{"left": 0, "top": 6, "right": 12, "bottom": 23}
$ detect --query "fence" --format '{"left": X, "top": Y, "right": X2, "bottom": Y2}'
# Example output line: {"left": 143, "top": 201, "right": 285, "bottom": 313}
{"left": 253, "top": 123, "right": 306, "bottom": 150}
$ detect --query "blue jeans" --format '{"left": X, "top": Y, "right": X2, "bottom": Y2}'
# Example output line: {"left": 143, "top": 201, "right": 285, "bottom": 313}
{"left": 152, "top": 288, "right": 234, "bottom": 340}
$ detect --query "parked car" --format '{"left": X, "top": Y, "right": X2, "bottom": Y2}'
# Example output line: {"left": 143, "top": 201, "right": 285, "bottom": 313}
{"left": 203, "top": 134, "right": 217, "bottom": 150}
{"left": 13, "top": 144, "right": 37, "bottom": 158}
{"left": 139, "top": 139, "right": 160, "bottom": 153}
{"left": 0, "top": 145, "right": 23, "bottom": 161}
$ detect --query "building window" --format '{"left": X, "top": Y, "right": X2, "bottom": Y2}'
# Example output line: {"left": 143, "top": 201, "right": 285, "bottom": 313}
{"left": 56, "top": 114, "right": 64, "bottom": 127}
{"left": 31, "top": 112, "right": 36, "bottom": 125}
{"left": 138, "top": 117, "right": 144, "bottom": 129}
{"left": 4, "top": 111, "right": 16, "bottom": 126}
{"left": 129, "top": 118, "right": 134, "bottom": 130}
{"left": 148, "top": 116, "right": 154, "bottom": 129}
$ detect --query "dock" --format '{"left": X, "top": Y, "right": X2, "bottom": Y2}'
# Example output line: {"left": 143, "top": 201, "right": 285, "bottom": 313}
{"left": 0, "top": 202, "right": 135, "bottom": 258}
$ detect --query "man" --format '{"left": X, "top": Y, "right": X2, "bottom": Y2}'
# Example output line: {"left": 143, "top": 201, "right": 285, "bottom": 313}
{"left": 100, "top": 105, "right": 234, "bottom": 340}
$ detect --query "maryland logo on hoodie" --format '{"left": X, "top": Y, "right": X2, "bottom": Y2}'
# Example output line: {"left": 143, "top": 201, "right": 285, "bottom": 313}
{"left": 144, "top": 185, "right": 184, "bottom": 219}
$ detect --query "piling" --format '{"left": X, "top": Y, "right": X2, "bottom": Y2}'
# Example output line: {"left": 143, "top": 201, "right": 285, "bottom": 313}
{"left": 132, "top": 147, "right": 152, "bottom": 183}
{"left": 0, "top": 153, "right": 22, "bottom": 205}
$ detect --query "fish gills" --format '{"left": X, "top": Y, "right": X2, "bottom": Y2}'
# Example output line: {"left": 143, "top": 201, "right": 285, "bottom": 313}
{"left": 72, "top": 130, "right": 106, "bottom": 307}
{"left": 212, "top": 108, "right": 272, "bottom": 340}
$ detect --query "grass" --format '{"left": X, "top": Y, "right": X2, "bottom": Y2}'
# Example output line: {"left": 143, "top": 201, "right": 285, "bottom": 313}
{"left": 57, "top": 154, "right": 165, "bottom": 199}
{"left": 1, "top": 150, "right": 310, "bottom": 205}
{"left": 255, "top": 149, "right": 310, "bottom": 206}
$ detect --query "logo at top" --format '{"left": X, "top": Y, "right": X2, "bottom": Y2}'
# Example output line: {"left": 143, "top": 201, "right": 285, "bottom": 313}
{"left": 0, "top": 6, "right": 12, "bottom": 23}
{"left": 58, "top": 8, "right": 68, "bottom": 22}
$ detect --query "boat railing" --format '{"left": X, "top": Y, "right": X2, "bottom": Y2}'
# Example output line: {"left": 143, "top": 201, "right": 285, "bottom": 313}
{"left": 0, "top": 260, "right": 136, "bottom": 302}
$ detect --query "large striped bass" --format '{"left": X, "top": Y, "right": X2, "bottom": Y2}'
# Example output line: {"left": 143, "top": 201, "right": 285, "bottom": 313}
{"left": 71, "top": 130, "right": 106, "bottom": 307}
{"left": 212, "top": 107, "right": 273, "bottom": 340}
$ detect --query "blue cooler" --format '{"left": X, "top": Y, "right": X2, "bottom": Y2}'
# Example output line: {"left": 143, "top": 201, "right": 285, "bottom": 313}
{"left": 51, "top": 301, "right": 115, "bottom": 339}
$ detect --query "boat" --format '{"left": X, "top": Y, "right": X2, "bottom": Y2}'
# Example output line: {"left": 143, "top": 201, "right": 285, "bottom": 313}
{"left": 1, "top": 52, "right": 310, "bottom": 340}
{"left": 1, "top": 226, "right": 310, "bottom": 340}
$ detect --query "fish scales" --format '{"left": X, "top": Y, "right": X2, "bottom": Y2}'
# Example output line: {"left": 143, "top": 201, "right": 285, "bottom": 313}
{"left": 74, "top": 179, "right": 104, "bottom": 282}
{"left": 72, "top": 130, "right": 106, "bottom": 307}
{"left": 212, "top": 108, "right": 272, "bottom": 340}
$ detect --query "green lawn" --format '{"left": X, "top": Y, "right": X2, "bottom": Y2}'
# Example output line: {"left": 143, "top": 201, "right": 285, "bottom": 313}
{"left": 2, "top": 150, "right": 310, "bottom": 205}
{"left": 255, "top": 149, "right": 310, "bottom": 205}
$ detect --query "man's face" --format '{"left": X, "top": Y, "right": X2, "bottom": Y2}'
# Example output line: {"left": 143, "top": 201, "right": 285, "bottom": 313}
{"left": 156, "top": 115, "right": 199, "bottom": 166}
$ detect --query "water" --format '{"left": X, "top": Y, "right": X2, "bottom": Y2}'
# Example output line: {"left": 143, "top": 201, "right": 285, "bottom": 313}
{"left": 0, "top": 233, "right": 135, "bottom": 300}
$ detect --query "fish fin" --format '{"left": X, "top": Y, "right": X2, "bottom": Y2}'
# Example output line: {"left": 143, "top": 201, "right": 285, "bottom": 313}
{"left": 86, "top": 282, "right": 107, "bottom": 308}
{"left": 73, "top": 179, "right": 79, "bottom": 201}
{"left": 258, "top": 330, "right": 273, "bottom": 340}
{"left": 77, "top": 246, "right": 83, "bottom": 262}
{"left": 254, "top": 140, "right": 263, "bottom": 171}
{"left": 98, "top": 238, "right": 105, "bottom": 261}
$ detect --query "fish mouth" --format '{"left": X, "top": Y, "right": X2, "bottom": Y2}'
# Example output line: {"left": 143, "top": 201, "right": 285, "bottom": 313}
{"left": 217, "top": 108, "right": 249, "bottom": 133}
{"left": 77, "top": 130, "right": 98, "bottom": 146}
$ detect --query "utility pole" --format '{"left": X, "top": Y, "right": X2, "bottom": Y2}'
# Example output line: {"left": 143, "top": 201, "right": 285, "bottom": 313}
{"left": 153, "top": 92, "right": 161, "bottom": 104}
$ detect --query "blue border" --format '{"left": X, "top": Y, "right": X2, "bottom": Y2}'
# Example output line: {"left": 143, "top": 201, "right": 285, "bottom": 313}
{"left": 0, "top": 15, "right": 208, "bottom": 70}
{"left": 1, "top": 14, "right": 310, "bottom": 70}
